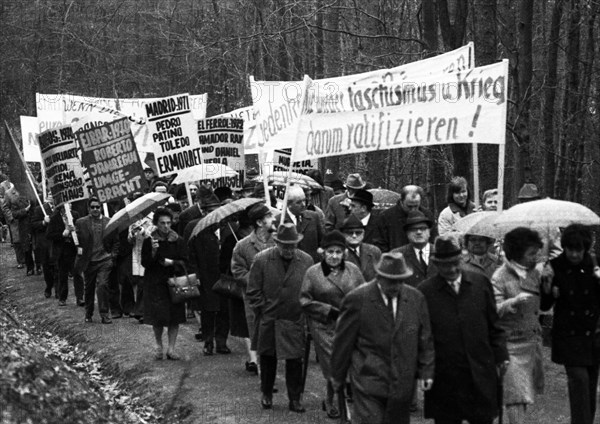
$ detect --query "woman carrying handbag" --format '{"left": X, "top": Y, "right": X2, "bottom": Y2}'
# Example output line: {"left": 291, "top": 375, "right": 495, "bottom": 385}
{"left": 141, "top": 207, "right": 190, "bottom": 361}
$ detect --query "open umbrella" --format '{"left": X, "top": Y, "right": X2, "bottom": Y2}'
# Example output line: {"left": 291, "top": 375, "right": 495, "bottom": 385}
{"left": 494, "top": 198, "right": 600, "bottom": 236}
{"left": 104, "top": 192, "right": 171, "bottom": 239}
{"left": 254, "top": 171, "right": 322, "bottom": 190}
{"left": 171, "top": 164, "right": 238, "bottom": 184}
{"left": 369, "top": 188, "right": 400, "bottom": 210}
{"left": 189, "top": 197, "right": 263, "bottom": 239}
{"left": 452, "top": 211, "right": 501, "bottom": 239}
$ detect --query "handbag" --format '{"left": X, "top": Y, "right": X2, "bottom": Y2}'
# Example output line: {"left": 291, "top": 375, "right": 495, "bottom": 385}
{"left": 167, "top": 263, "right": 200, "bottom": 304}
{"left": 212, "top": 274, "right": 243, "bottom": 299}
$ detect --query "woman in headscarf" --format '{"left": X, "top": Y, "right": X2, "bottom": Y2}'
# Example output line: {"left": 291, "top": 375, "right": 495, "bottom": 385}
{"left": 300, "top": 230, "right": 365, "bottom": 419}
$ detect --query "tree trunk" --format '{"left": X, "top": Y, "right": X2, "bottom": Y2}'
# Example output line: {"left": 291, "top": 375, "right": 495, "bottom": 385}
{"left": 542, "top": 0, "right": 563, "bottom": 198}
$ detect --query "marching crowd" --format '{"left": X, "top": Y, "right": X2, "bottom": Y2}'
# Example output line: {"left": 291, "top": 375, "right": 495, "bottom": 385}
{"left": 1, "top": 168, "right": 599, "bottom": 424}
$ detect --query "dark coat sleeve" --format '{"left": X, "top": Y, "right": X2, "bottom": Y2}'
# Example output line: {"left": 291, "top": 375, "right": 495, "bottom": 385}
{"left": 246, "top": 252, "right": 266, "bottom": 314}
{"left": 417, "top": 293, "right": 435, "bottom": 380}
{"left": 330, "top": 290, "right": 362, "bottom": 384}
{"left": 31, "top": 206, "right": 46, "bottom": 233}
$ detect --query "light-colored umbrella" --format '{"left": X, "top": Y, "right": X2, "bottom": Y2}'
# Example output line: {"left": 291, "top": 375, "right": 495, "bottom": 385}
{"left": 369, "top": 188, "right": 400, "bottom": 210}
{"left": 494, "top": 198, "right": 600, "bottom": 236}
{"left": 190, "top": 197, "right": 264, "bottom": 239}
{"left": 452, "top": 211, "right": 501, "bottom": 239}
{"left": 254, "top": 171, "right": 322, "bottom": 190}
{"left": 171, "top": 164, "right": 238, "bottom": 184}
{"left": 104, "top": 192, "right": 171, "bottom": 239}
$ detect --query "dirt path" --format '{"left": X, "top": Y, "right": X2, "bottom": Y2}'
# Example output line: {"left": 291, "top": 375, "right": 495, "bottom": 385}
{"left": 0, "top": 243, "right": 572, "bottom": 423}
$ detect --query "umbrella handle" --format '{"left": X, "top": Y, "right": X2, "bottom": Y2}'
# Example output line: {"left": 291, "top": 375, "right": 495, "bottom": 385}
{"left": 227, "top": 222, "right": 239, "bottom": 243}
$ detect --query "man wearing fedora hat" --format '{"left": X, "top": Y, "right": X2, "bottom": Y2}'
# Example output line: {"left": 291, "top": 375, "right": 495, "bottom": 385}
{"left": 231, "top": 203, "right": 277, "bottom": 374}
{"left": 246, "top": 223, "right": 314, "bottom": 413}
{"left": 325, "top": 173, "right": 366, "bottom": 231}
{"left": 347, "top": 188, "right": 380, "bottom": 245}
{"left": 331, "top": 251, "right": 435, "bottom": 424}
{"left": 418, "top": 234, "right": 509, "bottom": 424}
{"left": 391, "top": 210, "right": 438, "bottom": 288}
{"left": 342, "top": 214, "right": 382, "bottom": 282}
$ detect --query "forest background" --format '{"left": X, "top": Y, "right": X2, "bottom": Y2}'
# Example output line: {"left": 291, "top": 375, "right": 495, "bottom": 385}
{"left": 0, "top": 0, "right": 598, "bottom": 215}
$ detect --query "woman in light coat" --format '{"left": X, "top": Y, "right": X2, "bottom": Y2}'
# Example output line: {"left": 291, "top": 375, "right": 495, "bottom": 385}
{"left": 491, "top": 227, "right": 545, "bottom": 423}
{"left": 300, "top": 230, "right": 365, "bottom": 419}
{"left": 438, "top": 176, "right": 476, "bottom": 235}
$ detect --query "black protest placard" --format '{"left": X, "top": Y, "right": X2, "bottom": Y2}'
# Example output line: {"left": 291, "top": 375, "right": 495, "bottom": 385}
{"left": 197, "top": 117, "right": 245, "bottom": 189}
{"left": 77, "top": 117, "right": 148, "bottom": 203}
{"left": 38, "top": 124, "right": 88, "bottom": 208}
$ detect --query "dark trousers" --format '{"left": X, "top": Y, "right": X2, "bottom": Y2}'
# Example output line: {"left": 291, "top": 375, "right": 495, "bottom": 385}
{"left": 565, "top": 365, "right": 600, "bottom": 424}
{"left": 56, "top": 245, "right": 83, "bottom": 302}
{"left": 353, "top": 392, "right": 411, "bottom": 424}
{"left": 131, "top": 276, "right": 144, "bottom": 318}
{"left": 84, "top": 258, "right": 113, "bottom": 318}
{"left": 117, "top": 259, "right": 135, "bottom": 315}
{"left": 108, "top": 266, "right": 122, "bottom": 315}
{"left": 13, "top": 241, "right": 25, "bottom": 264}
{"left": 434, "top": 419, "right": 493, "bottom": 424}
{"left": 202, "top": 297, "right": 229, "bottom": 347}
{"left": 260, "top": 355, "right": 303, "bottom": 401}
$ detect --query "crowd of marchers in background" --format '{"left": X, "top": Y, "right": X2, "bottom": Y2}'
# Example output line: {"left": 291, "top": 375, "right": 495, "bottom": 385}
{"left": 1, "top": 167, "right": 598, "bottom": 424}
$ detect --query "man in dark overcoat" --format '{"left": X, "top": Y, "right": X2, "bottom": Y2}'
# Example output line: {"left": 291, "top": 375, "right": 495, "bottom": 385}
{"left": 246, "top": 223, "right": 314, "bottom": 413}
{"left": 330, "top": 251, "right": 435, "bottom": 424}
{"left": 341, "top": 214, "right": 381, "bottom": 282}
{"left": 373, "top": 185, "right": 437, "bottom": 253}
{"left": 418, "top": 234, "right": 509, "bottom": 424}
{"left": 391, "top": 210, "right": 438, "bottom": 288}
{"left": 187, "top": 194, "right": 229, "bottom": 356}
{"left": 280, "top": 185, "right": 323, "bottom": 263}
{"left": 347, "top": 188, "right": 379, "bottom": 245}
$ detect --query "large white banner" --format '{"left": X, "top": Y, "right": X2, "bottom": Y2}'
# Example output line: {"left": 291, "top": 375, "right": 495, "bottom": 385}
{"left": 213, "top": 106, "right": 260, "bottom": 154}
{"left": 20, "top": 116, "right": 41, "bottom": 162}
{"left": 144, "top": 93, "right": 202, "bottom": 177}
{"left": 293, "top": 60, "right": 508, "bottom": 161}
{"left": 251, "top": 43, "right": 474, "bottom": 151}
{"left": 35, "top": 93, "right": 208, "bottom": 154}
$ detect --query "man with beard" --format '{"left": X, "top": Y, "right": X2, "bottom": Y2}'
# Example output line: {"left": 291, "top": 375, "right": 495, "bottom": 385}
{"left": 246, "top": 223, "right": 313, "bottom": 413}
{"left": 231, "top": 203, "right": 277, "bottom": 374}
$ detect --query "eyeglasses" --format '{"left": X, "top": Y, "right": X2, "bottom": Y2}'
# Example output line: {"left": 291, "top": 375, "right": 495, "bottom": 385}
{"left": 89, "top": 205, "right": 101, "bottom": 210}
{"left": 344, "top": 230, "right": 364, "bottom": 236}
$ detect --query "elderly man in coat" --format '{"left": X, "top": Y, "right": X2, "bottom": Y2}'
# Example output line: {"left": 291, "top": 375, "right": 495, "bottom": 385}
{"left": 342, "top": 214, "right": 381, "bottom": 282}
{"left": 330, "top": 251, "right": 435, "bottom": 424}
{"left": 325, "top": 173, "right": 366, "bottom": 231}
{"left": 246, "top": 223, "right": 314, "bottom": 413}
{"left": 391, "top": 210, "right": 438, "bottom": 288}
{"left": 418, "top": 234, "right": 509, "bottom": 424}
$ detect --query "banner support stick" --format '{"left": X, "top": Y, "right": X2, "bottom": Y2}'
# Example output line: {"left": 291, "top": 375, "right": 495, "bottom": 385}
{"left": 64, "top": 202, "right": 79, "bottom": 245}
{"left": 472, "top": 142, "right": 480, "bottom": 209}
{"left": 497, "top": 143, "right": 505, "bottom": 212}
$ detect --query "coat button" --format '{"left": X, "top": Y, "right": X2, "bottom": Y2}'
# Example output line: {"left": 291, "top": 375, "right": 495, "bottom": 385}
{"left": 586, "top": 331, "right": 591, "bottom": 336}
{"left": 584, "top": 290, "right": 589, "bottom": 295}
{"left": 570, "top": 330, "right": 576, "bottom": 335}
{"left": 570, "top": 311, "right": 575, "bottom": 316}
{"left": 570, "top": 291, "right": 575, "bottom": 296}
{"left": 585, "top": 310, "right": 590, "bottom": 315}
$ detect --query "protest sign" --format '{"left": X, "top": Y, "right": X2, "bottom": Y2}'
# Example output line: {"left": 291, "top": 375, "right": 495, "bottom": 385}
{"left": 293, "top": 60, "right": 508, "bottom": 161}
{"left": 272, "top": 149, "right": 317, "bottom": 174}
{"left": 144, "top": 93, "right": 202, "bottom": 177}
{"left": 20, "top": 116, "right": 42, "bottom": 162}
{"left": 213, "top": 106, "right": 259, "bottom": 154}
{"left": 251, "top": 43, "right": 474, "bottom": 151}
{"left": 77, "top": 117, "right": 148, "bottom": 203}
{"left": 38, "top": 124, "right": 88, "bottom": 207}
{"left": 36, "top": 93, "right": 208, "bottom": 154}
{"left": 197, "top": 117, "right": 245, "bottom": 189}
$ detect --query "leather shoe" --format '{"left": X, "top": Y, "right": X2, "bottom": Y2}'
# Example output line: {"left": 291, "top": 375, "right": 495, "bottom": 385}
{"left": 44, "top": 291, "right": 51, "bottom": 299}
{"left": 58, "top": 300, "right": 66, "bottom": 307}
{"left": 203, "top": 343, "right": 214, "bottom": 356}
{"left": 101, "top": 316, "right": 113, "bottom": 324}
{"left": 84, "top": 316, "right": 93, "bottom": 323}
{"left": 245, "top": 361, "right": 258, "bottom": 375}
{"left": 216, "top": 346, "right": 231, "bottom": 354}
{"left": 289, "top": 400, "right": 306, "bottom": 413}
{"left": 77, "top": 300, "right": 85, "bottom": 307}
{"left": 111, "top": 313, "right": 123, "bottom": 319}
{"left": 261, "top": 395, "right": 272, "bottom": 409}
